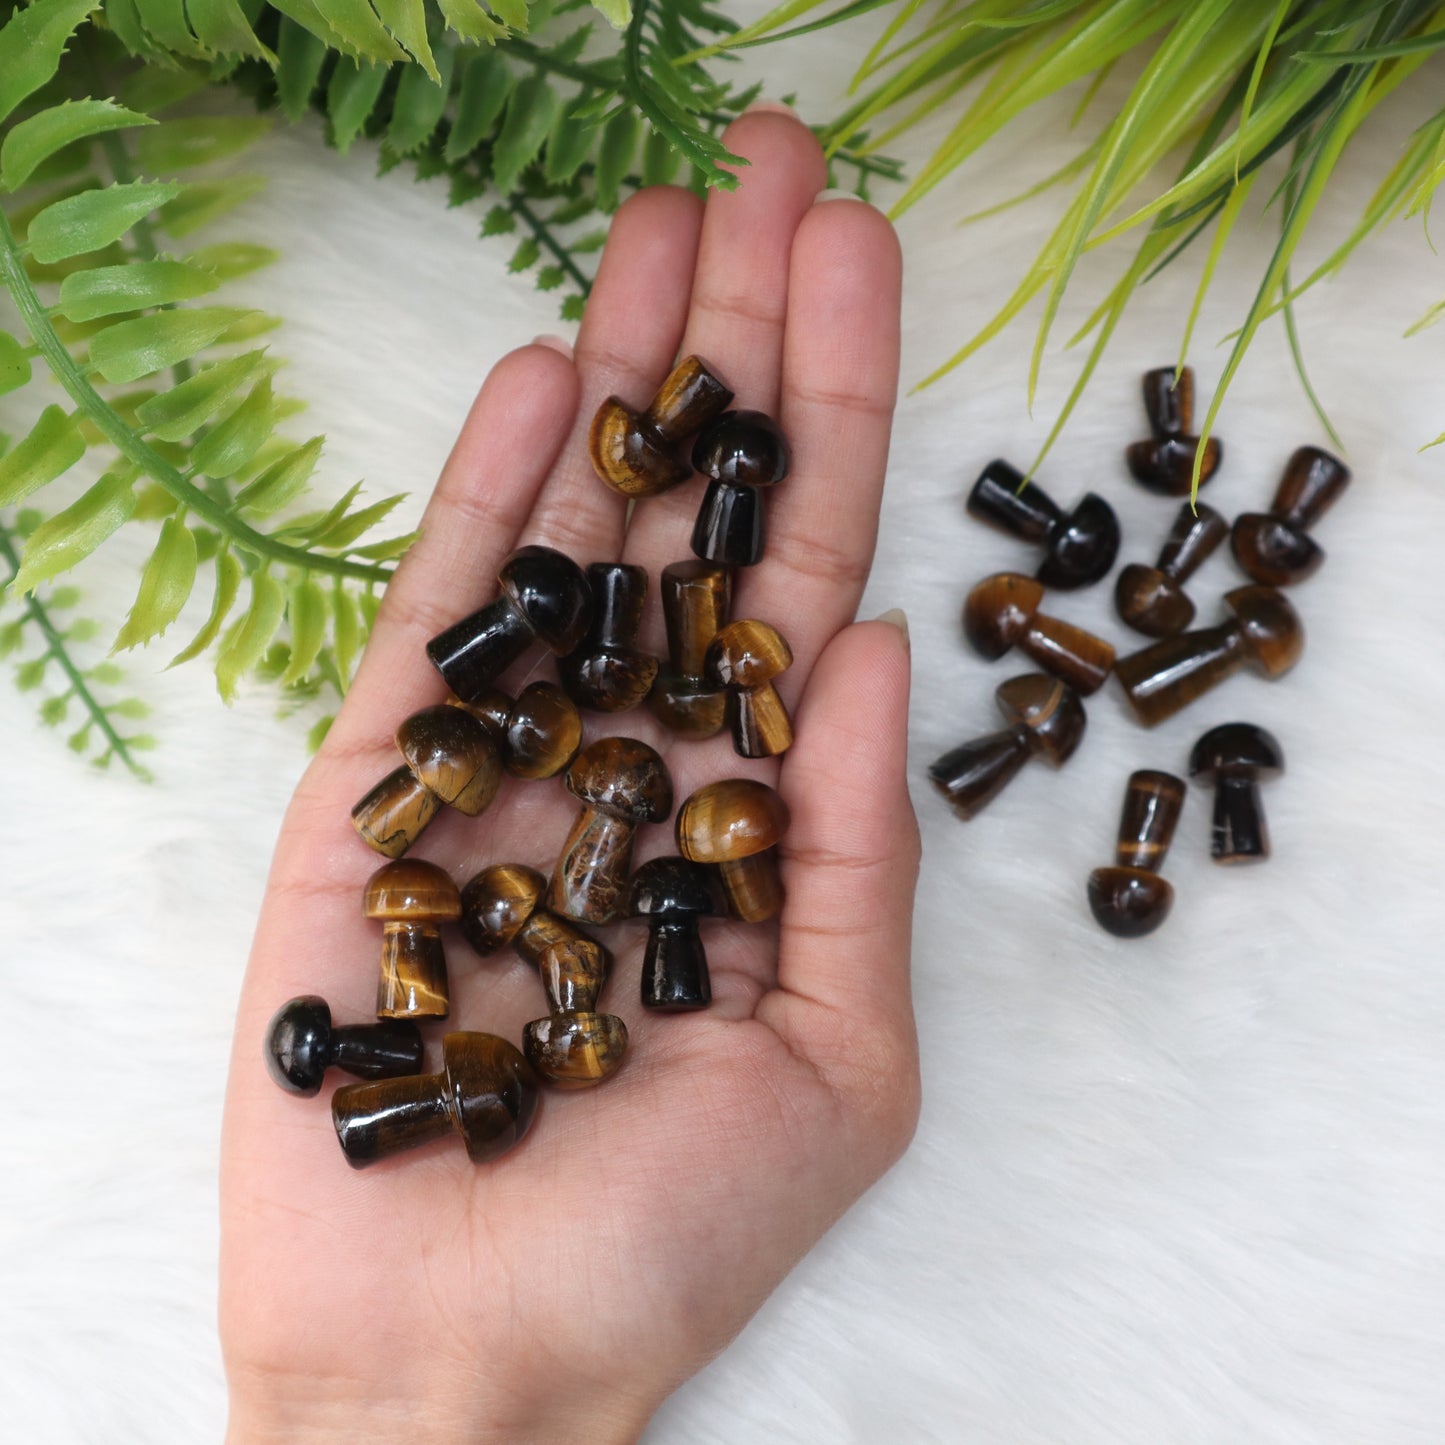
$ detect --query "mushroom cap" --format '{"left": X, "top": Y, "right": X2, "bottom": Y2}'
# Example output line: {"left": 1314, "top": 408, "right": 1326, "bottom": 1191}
{"left": 1222, "top": 584, "right": 1304, "bottom": 677}
{"left": 963, "top": 573, "right": 1045, "bottom": 659}
{"left": 452, "top": 687, "right": 513, "bottom": 740}
{"left": 1087, "top": 866, "right": 1174, "bottom": 939}
{"left": 691, "top": 409, "right": 790, "bottom": 487}
{"left": 523, "top": 1011, "right": 629, "bottom": 1088}
{"left": 1188, "top": 722, "right": 1284, "bottom": 785}
{"left": 995, "top": 672, "right": 1086, "bottom": 766}
{"left": 589, "top": 395, "right": 692, "bottom": 498}
{"left": 264, "top": 995, "right": 332, "bottom": 1095}
{"left": 1114, "top": 563, "right": 1194, "bottom": 638}
{"left": 364, "top": 858, "right": 462, "bottom": 922}
{"left": 497, "top": 545, "right": 592, "bottom": 654}
{"left": 504, "top": 681, "right": 582, "bottom": 779}
{"left": 1124, "top": 435, "right": 1222, "bottom": 496}
{"left": 440, "top": 1032, "right": 541, "bottom": 1162}
{"left": 564, "top": 737, "right": 673, "bottom": 822}
{"left": 459, "top": 863, "right": 546, "bottom": 954}
{"left": 1230, "top": 513, "right": 1323, "bottom": 588}
{"left": 630, "top": 855, "right": 723, "bottom": 919}
{"left": 1037, "top": 491, "right": 1120, "bottom": 590}
{"left": 706, "top": 619, "right": 792, "bottom": 688}
{"left": 557, "top": 649, "right": 658, "bottom": 714}
{"left": 396, "top": 704, "right": 502, "bottom": 815}
{"left": 676, "top": 778, "right": 790, "bottom": 863}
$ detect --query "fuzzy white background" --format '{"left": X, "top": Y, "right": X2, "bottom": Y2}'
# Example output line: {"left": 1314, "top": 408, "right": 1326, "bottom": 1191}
{"left": 4, "top": 8, "right": 1445, "bottom": 1443}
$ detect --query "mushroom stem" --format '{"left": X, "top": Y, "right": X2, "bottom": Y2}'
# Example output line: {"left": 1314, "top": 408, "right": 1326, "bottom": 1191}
{"left": 328, "top": 1022, "right": 425, "bottom": 1081}
{"left": 377, "top": 922, "right": 450, "bottom": 1019}
{"left": 967, "top": 461, "right": 1058, "bottom": 543}
{"left": 1113, "top": 622, "right": 1243, "bottom": 727}
{"left": 1211, "top": 773, "right": 1269, "bottom": 863}
{"left": 333, "top": 1073, "right": 453, "bottom": 1166}
{"left": 928, "top": 728, "right": 1031, "bottom": 820}
{"left": 642, "top": 922, "right": 711, "bottom": 1011}
{"left": 516, "top": 916, "right": 608, "bottom": 1014}
{"left": 719, "top": 852, "right": 784, "bottom": 923}
{"left": 730, "top": 682, "right": 793, "bottom": 758}
{"left": 692, "top": 479, "right": 764, "bottom": 566}
{"left": 426, "top": 600, "right": 532, "bottom": 703}
{"left": 549, "top": 806, "right": 636, "bottom": 923}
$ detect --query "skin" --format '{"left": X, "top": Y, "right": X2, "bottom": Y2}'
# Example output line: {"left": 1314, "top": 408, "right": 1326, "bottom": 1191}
{"left": 220, "top": 107, "right": 920, "bottom": 1445}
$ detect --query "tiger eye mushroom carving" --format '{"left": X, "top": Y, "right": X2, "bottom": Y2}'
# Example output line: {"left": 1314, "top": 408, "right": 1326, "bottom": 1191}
{"left": 965, "top": 459, "right": 1119, "bottom": 590}
{"left": 1113, "top": 585, "right": 1303, "bottom": 728}
{"left": 365, "top": 858, "right": 461, "bottom": 1019}
{"left": 1231, "top": 446, "right": 1350, "bottom": 587}
{"left": 962, "top": 572, "right": 1115, "bottom": 695}
{"left": 1188, "top": 721, "right": 1284, "bottom": 863}
{"left": 631, "top": 856, "right": 723, "bottom": 1011}
{"left": 928, "top": 673, "right": 1086, "bottom": 820}
{"left": 676, "top": 778, "right": 790, "bottom": 924}
{"left": 690, "top": 409, "right": 790, "bottom": 567}
{"left": 1114, "top": 502, "right": 1229, "bottom": 639}
{"left": 650, "top": 560, "right": 731, "bottom": 738}
{"left": 1125, "top": 365, "right": 1222, "bottom": 495}
{"left": 548, "top": 738, "right": 673, "bottom": 924}
{"left": 1087, "top": 769, "right": 1186, "bottom": 938}
{"left": 264, "top": 996, "right": 424, "bottom": 1097}
{"left": 707, "top": 619, "right": 794, "bottom": 758}
{"left": 589, "top": 354, "right": 734, "bottom": 498}
{"left": 331, "top": 1032, "right": 540, "bottom": 1168}
{"left": 557, "top": 563, "right": 658, "bottom": 713}
{"left": 453, "top": 681, "right": 582, "bottom": 780}
{"left": 426, "top": 545, "right": 591, "bottom": 703}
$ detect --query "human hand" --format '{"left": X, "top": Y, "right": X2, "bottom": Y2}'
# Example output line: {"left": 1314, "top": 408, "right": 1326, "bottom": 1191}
{"left": 220, "top": 107, "right": 918, "bottom": 1445}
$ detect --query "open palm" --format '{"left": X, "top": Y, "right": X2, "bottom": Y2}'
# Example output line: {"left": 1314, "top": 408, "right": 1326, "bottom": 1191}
{"left": 220, "top": 109, "right": 919, "bottom": 1445}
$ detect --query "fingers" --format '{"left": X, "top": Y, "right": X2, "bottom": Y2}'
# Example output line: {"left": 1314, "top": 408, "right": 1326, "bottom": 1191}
{"left": 733, "top": 195, "right": 903, "bottom": 675}
{"left": 519, "top": 184, "right": 704, "bottom": 559}
{"left": 758, "top": 617, "right": 920, "bottom": 1086}
{"left": 621, "top": 108, "right": 827, "bottom": 588}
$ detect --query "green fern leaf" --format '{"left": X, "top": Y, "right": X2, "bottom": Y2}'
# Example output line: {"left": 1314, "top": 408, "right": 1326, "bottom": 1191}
{"left": 279, "top": 574, "right": 327, "bottom": 684}
{"left": 545, "top": 87, "right": 598, "bottom": 182}
{"left": 0, "top": 331, "right": 31, "bottom": 395}
{"left": 10, "top": 470, "right": 139, "bottom": 595}
{"left": 88, "top": 305, "right": 255, "bottom": 383}
{"left": 133, "top": 0, "right": 210, "bottom": 59}
{"left": 591, "top": 0, "right": 630, "bottom": 27}
{"left": 0, "top": 406, "right": 86, "bottom": 507}
{"left": 57, "top": 259, "right": 222, "bottom": 322}
{"left": 508, "top": 235, "right": 539, "bottom": 271}
{"left": 0, "top": 101, "right": 156, "bottom": 195}
{"left": 295, "top": 0, "right": 407, "bottom": 63}
{"left": 346, "top": 528, "right": 417, "bottom": 560}
{"left": 235, "top": 435, "right": 323, "bottom": 514}
{"left": 331, "top": 577, "right": 362, "bottom": 684}
{"left": 134, "top": 349, "right": 274, "bottom": 441}
{"left": 313, "top": 490, "right": 407, "bottom": 548}
{"left": 112, "top": 512, "right": 198, "bottom": 651}
{"left": 215, "top": 568, "right": 285, "bottom": 700}
{"left": 186, "top": 241, "right": 279, "bottom": 279}
{"left": 433, "top": 0, "right": 507, "bottom": 43}
{"left": 387, "top": 46, "right": 457, "bottom": 155}
{"left": 275, "top": 16, "right": 329, "bottom": 121}
{"left": 156, "top": 174, "right": 265, "bottom": 236}
{"left": 190, "top": 375, "right": 277, "bottom": 477}
{"left": 168, "top": 545, "right": 241, "bottom": 664}
{"left": 26, "top": 180, "right": 183, "bottom": 264}
{"left": 184, "top": 0, "right": 277, "bottom": 63}
{"left": 328, "top": 59, "right": 390, "bottom": 153}
{"left": 448, "top": 51, "right": 516, "bottom": 162}
{"left": 133, "top": 115, "right": 273, "bottom": 172}
{"left": 372, "top": 0, "right": 438, "bottom": 78}
{"left": 493, "top": 72, "right": 559, "bottom": 194}
{"left": 594, "top": 107, "right": 640, "bottom": 210}
{"left": 0, "top": 0, "right": 101, "bottom": 127}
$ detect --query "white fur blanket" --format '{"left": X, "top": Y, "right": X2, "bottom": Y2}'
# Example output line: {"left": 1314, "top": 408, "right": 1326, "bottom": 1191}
{"left": 5, "top": 13, "right": 1445, "bottom": 1443}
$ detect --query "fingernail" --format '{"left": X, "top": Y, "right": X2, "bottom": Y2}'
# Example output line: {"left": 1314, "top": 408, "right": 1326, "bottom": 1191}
{"left": 532, "top": 333, "right": 573, "bottom": 358}
{"left": 874, "top": 607, "right": 909, "bottom": 648}
{"left": 744, "top": 99, "right": 798, "bottom": 118}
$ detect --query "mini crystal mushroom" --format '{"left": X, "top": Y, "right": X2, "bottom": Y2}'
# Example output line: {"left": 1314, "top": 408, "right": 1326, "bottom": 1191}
{"left": 631, "top": 856, "right": 723, "bottom": 1010}
{"left": 928, "top": 673, "right": 1087, "bottom": 820}
{"left": 1231, "top": 446, "right": 1351, "bottom": 587}
{"left": 676, "top": 778, "right": 790, "bottom": 924}
{"left": 1087, "top": 769, "right": 1187, "bottom": 938}
{"left": 1114, "top": 502, "right": 1229, "bottom": 639}
{"left": 264, "top": 996, "right": 423, "bottom": 1098}
{"left": 707, "top": 618, "right": 794, "bottom": 758}
{"left": 366, "top": 858, "right": 462, "bottom": 1019}
{"left": 962, "top": 572, "right": 1116, "bottom": 695}
{"left": 690, "top": 409, "right": 790, "bottom": 567}
{"left": 331, "top": 1032, "right": 540, "bottom": 1168}
{"left": 351, "top": 703, "right": 503, "bottom": 857}
{"left": 965, "top": 458, "right": 1120, "bottom": 590}
{"left": 589, "top": 354, "right": 733, "bottom": 498}
{"left": 548, "top": 738, "right": 673, "bottom": 924}
{"left": 1188, "top": 722, "right": 1284, "bottom": 863}
{"left": 426, "top": 545, "right": 591, "bottom": 703}
{"left": 1125, "top": 365, "right": 1222, "bottom": 495}
{"left": 650, "top": 560, "right": 731, "bottom": 738}
{"left": 461, "top": 863, "right": 626, "bottom": 1088}
{"left": 454, "top": 681, "right": 582, "bottom": 780}
{"left": 557, "top": 563, "right": 658, "bottom": 712}
{"left": 1113, "top": 584, "right": 1303, "bottom": 728}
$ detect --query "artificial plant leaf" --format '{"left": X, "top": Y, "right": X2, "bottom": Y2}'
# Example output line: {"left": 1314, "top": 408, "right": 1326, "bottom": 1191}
{"left": 134, "top": 0, "right": 210, "bottom": 57}
{"left": 331, "top": 578, "right": 361, "bottom": 684}
{"left": 508, "top": 236, "right": 539, "bottom": 272}
{"left": 314, "top": 490, "right": 407, "bottom": 548}
{"left": 387, "top": 45, "right": 456, "bottom": 154}
{"left": 104, "top": 0, "right": 171, "bottom": 64}
{"left": 57, "top": 259, "right": 222, "bottom": 322}
{"left": 493, "top": 73, "right": 559, "bottom": 195}
{"left": 133, "top": 114, "right": 273, "bottom": 172}
{"left": 112, "top": 514, "right": 198, "bottom": 651}
{"left": 298, "top": 0, "right": 406, "bottom": 62}
{"left": 594, "top": 107, "right": 640, "bottom": 211}
{"left": 215, "top": 569, "right": 285, "bottom": 700}
{"left": 327, "top": 59, "right": 390, "bottom": 153}
{"left": 0, "top": 331, "right": 31, "bottom": 395}
{"left": 156, "top": 174, "right": 266, "bottom": 236}
{"left": 371, "top": 0, "right": 437, "bottom": 77}
{"left": 347, "top": 528, "right": 417, "bottom": 560}
{"left": 0, "top": 101, "right": 156, "bottom": 195}
{"left": 279, "top": 575, "right": 328, "bottom": 685}
{"left": 26, "top": 181, "right": 184, "bottom": 264}
{"left": 447, "top": 51, "right": 515, "bottom": 162}
{"left": 275, "top": 16, "right": 328, "bottom": 120}
{"left": 0, "top": 0, "right": 102, "bottom": 127}
{"left": 186, "top": 241, "right": 279, "bottom": 279}
{"left": 433, "top": 0, "right": 506, "bottom": 43}
{"left": 274, "top": 479, "right": 363, "bottom": 542}
{"left": 190, "top": 375, "right": 277, "bottom": 477}
{"left": 0, "top": 406, "right": 86, "bottom": 507}
{"left": 134, "top": 349, "right": 273, "bottom": 440}
{"left": 641, "top": 126, "right": 681, "bottom": 185}
{"left": 545, "top": 87, "right": 597, "bottom": 182}
{"left": 169, "top": 545, "right": 241, "bottom": 664}
{"left": 590, "top": 0, "right": 630, "bottom": 27}
{"left": 235, "top": 435, "right": 323, "bottom": 514}
{"left": 10, "top": 470, "right": 138, "bottom": 595}
{"left": 89, "top": 305, "right": 254, "bottom": 383}
{"left": 185, "top": 0, "right": 277, "bottom": 62}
